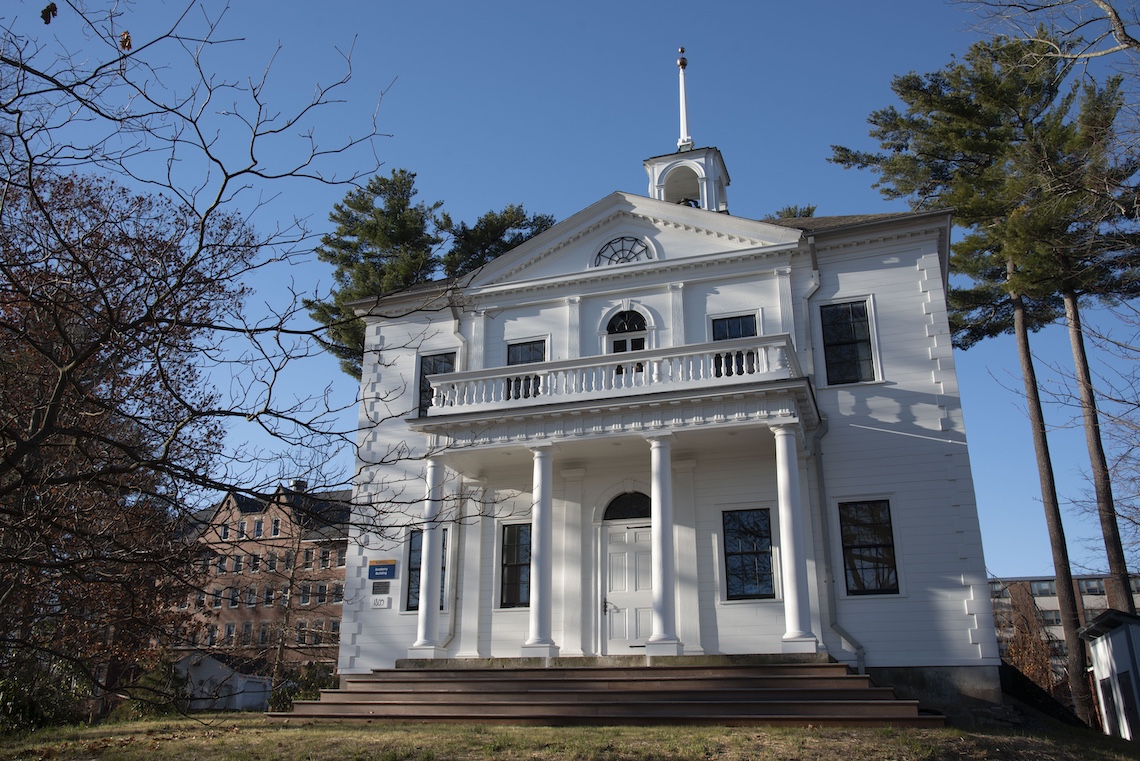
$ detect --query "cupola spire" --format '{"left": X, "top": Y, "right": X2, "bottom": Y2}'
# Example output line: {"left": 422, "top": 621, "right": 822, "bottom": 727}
{"left": 677, "top": 47, "right": 693, "bottom": 151}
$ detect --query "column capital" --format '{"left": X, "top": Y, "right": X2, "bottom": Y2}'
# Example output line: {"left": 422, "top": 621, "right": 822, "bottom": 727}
{"left": 643, "top": 431, "right": 675, "bottom": 445}
{"left": 527, "top": 441, "right": 553, "bottom": 455}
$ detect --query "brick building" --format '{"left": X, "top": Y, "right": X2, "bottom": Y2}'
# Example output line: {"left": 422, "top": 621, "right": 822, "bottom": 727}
{"left": 179, "top": 481, "right": 351, "bottom": 673}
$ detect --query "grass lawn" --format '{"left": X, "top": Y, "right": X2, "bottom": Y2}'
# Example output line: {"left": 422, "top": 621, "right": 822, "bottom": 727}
{"left": 1, "top": 714, "right": 1138, "bottom": 760}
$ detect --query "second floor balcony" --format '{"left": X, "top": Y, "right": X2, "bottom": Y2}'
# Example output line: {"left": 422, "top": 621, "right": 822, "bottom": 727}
{"left": 420, "top": 334, "right": 811, "bottom": 425}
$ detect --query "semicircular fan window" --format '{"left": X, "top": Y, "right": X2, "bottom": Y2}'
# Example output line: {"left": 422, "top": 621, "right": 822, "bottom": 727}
{"left": 594, "top": 236, "right": 650, "bottom": 267}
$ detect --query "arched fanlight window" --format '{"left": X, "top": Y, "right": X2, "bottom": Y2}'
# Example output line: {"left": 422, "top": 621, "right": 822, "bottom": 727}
{"left": 603, "top": 492, "right": 651, "bottom": 521}
{"left": 595, "top": 236, "right": 651, "bottom": 267}
{"left": 607, "top": 310, "right": 646, "bottom": 335}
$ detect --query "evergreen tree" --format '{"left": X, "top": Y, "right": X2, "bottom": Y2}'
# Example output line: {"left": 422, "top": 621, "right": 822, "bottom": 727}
{"left": 828, "top": 34, "right": 1140, "bottom": 722}
{"left": 763, "top": 204, "right": 817, "bottom": 220}
{"left": 306, "top": 171, "right": 553, "bottom": 378}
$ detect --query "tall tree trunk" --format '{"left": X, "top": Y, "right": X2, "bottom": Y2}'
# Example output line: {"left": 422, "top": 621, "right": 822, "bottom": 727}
{"left": 1011, "top": 267, "right": 1093, "bottom": 723}
{"left": 1063, "top": 287, "right": 1134, "bottom": 614}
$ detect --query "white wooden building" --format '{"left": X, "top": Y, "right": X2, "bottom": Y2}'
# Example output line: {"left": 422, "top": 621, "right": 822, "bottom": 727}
{"left": 337, "top": 53, "right": 1000, "bottom": 707}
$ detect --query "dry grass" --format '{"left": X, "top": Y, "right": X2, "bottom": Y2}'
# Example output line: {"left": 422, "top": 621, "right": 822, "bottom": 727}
{"left": 1, "top": 715, "right": 1137, "bottom": 760}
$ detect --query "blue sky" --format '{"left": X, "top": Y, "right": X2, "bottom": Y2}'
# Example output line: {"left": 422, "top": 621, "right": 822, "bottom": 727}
{"left": 13, "top": 0, "right": 1130, "bottom": 577}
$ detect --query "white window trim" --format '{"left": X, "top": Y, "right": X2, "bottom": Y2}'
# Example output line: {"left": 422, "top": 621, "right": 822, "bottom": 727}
{"left": 712, "top": 502, "right": 782, "bottom": 605}
{"left": 495, "top": 519, "right": 532, "bottom": 611}
{"left": 706, "top": 309, "right": 763, "bottom": 342}
{"left": 595, "top": 300, "right": 657, "bottom": 355}
{"left": 831, "top": 492, "right": 906, "bottom": 598}
{"left": 400, "top": 524, "right": 453, "bottom": 615}
{"left": 814, "top": 294, "right": 884, "bottom": 388}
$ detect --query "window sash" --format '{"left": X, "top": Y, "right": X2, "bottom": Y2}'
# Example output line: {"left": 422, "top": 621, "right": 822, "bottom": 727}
{"left": 839, "top": 500, "right": 899, "bottom": 595}
{"left": 821, "top": 302, "right": 875, "bottom": 385}
{"left": 501, "top": 523, "right": 532, "bottom": 608}
{"left": 406, "top": 528, "right": 447, "bottom": 611}
{"left": 712, "top": 315, "right": 757, "bottom": 341}
{"left": 418, "top": 352, "right": 456, "bottom": 417}
{"left": 722, "top": 509, "right": 774, "bottom": 600}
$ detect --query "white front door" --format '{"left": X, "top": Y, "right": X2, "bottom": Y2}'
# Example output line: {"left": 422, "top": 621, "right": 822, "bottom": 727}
{"left": 603, "top": 523, "right": 653, "bottom": 652}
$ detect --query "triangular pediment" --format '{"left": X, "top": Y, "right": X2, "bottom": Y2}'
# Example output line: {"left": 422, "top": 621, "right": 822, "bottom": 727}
{"left": 466, "top": 192, "right": 803, "bottom": 293}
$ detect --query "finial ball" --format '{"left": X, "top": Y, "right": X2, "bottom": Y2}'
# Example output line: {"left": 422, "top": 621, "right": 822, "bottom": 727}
{"left": 677, "top": 47, "right": 687, "bottom": 69}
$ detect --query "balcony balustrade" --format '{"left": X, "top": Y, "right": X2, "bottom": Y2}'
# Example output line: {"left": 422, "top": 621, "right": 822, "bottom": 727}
{"left": 424, "top": 334, "right": 801, "bottom": 419}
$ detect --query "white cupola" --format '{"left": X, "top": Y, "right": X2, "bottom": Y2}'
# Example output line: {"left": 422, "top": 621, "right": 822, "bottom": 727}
{"left": 643, "top": 48, "right": 730, "bottom": 213}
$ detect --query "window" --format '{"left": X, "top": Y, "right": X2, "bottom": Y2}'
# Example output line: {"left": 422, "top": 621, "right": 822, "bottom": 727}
{"left": 820, "top": 301, "right": 875, "bottom": 385}
{"left": 295, "top": 621, "right": 307, "bottom": 645}
{"left": 317, "top": 583, "right": 328, "bottom": 604}
{"left": 595, "top": 236, "right": 650, "bottom": 267}
{"left": 215, "top": 555, "right": 226, "bottom": 574}
{"left": 220, "top": 524, "right": 230, "bottom": 540}
{"left": 418, "top": 352, "right": 456, "bottom": 417}
{"left": 330, "top": 618, "right": 341, "bottom": 642}
{"left": 300, "top": 584, "right": 311, "bottom": 605}
{"left": 603, "top": 492, "right": 651, "bottom": 521}
{"left": 238, "top": 521, "right": 247, "bottom": 538}
{"left": 224, "top": 623, "right": 235, "bottom": 645}
{"left": 1030, "top": 580, "right": 1057, "bottom": 597}
{"left": 229, "top": 587, "right": 240, "bottom": 607}
{"left": 250, "top": 553, "right": 261, "bottom": 572}
{"left": 245, "top": 586, "right": 257, "bottom": 606}
{"left": 607, "top": 310, "right": 646, "bottom": 354}
{"left": 311, "top": 620, "right": 324, "bottom": 646}
{"left": 337, "top": 547, "right": 347, "bottom": 568}
{"left": 333, "top": 583, "right": 344, "bottom": 603}
{"left": 258, "top": 622, "right": 270, "bottom": 645}
{"left": 989, "top": 581, "right": 1009, "bottom": 599}
{"left": 320, "top": 548, "right": 331, "bottom": 569}
{"left": 722, "top": 509, "right": 774, "bottom": 600}
{"left": 1078, "top": 578, "right": 1106, "bottom": 596}
{"left": 303, "top": 549, "right": 314, "bottom": 570}
{"left": 232, "top": 555, "right": 243, "bottom": 573}
{"left": 271, "top": 518, "right": 281, "bottom": 537}
{"left": 196, "top": 590, "right": 207, "bottom": 608}
{"left": 501, "top": 524, "right": 531, "bottom": 608}
{"left": 506, "top": 340, "right": 545, "bottom": 399}
{"left": 263, "top": 586, "right": 275, "bottom": 606}
{"left": 284, "top": 551, "right": 294, "bottom": 571}
{"left": 240, "top": 622, "right": 252, "bottom": 646}
{"left": 1040, "top": 610, "right": 1062, "bottom": 626}
{"left": 406, "top": 528, "right": 448, "bottom": 612}
{"left": 712, "top": 315, "right": 757, "bottom": 341}
{"left": 712, "top": 315, "right": 758, "bottom": 377}
{"left": 206, "top": 625, "right": 218, "bottom": 647}
{"left": 254, "top": 520, "right": 264, "bottom": 538}
{"left": 838, "top": 500, "right": 899, "bottom": 595}
{"left": 211, "top": 588, "right": 222, "bottom": 608}
{"left": 267, "top": 552, "right": 278, "bottom": 572}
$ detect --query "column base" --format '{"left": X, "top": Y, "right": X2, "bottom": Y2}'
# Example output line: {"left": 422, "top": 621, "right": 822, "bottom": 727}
{"left": 520, "top": 643, "right": 560, "bottom": 658}
{"left": 645, "top": 639, "right": 685, "bottom": 657}
{"left": 780, "top": 635, "right": 820, "bottom": 654}
{"left": 406, "top": 644, "right": 448, "bottom": 659}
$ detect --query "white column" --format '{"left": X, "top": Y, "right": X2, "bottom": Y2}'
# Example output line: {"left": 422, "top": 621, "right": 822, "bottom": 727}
{"left": 773, "top": 424, "right": 818, "bottom": 651}
{"left": 408, "top": 458, "right": 447, "bottom": 658}
{"left": 522, "top": 443, "right": 559, "bottom": 656}
{"left": 560, "top": 468, "right": 587, "bottom": 656}
{"left": 646, "top": 433, "right": 683, "bottom": 655}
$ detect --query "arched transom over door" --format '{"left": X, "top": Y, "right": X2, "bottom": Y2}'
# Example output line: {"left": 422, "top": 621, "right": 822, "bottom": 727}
{"left": 601, "top": 492, "right": 652, "bottom": 653}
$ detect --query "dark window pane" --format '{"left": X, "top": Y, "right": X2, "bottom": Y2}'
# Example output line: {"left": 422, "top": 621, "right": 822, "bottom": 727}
{"left": 607, "top": 310, "right": 646, "bottom": 334}
{"left": 603, "top": 492, "right": 651, "bottom": 521}
{"left": 418, "top": 352, "right": 456, "bottom": 417}
{"left": 406, "top": 528, "right": 447, "bottom": 611}
{"left": 723, "top": 509, "right": 774, "bottom": 600}
{"left": 839, "top": 500, "right": 899, "bottom": 595}
{"left": 820, "top": 302, "right": 874, "bottom": 385}
{"left": 713, "top": 315, "right": 757, "bottom": 341}
{"left": 507, "top": 340, "right": 545, "bottom": 365}
{"left": 501, "top": 524, "right": 531, "bottom": 608}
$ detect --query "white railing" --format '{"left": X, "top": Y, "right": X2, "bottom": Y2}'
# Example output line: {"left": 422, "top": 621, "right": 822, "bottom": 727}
{"left": 424, "top": 335, "right": 799, "bottom": 417}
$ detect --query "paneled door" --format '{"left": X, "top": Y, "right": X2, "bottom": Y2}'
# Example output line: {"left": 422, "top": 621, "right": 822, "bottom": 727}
{"left": 603, "top": 524, "right": 653, "bottom": 652}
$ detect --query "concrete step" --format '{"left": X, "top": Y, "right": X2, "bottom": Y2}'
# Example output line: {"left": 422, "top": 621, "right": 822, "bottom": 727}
{"left": 340, "top": 674, "right": 875, "bottom": 692}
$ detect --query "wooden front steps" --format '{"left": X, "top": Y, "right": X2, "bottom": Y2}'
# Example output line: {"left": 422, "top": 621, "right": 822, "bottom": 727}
{"left": 269, "top": 655, "right": 945, "bottom": 727}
